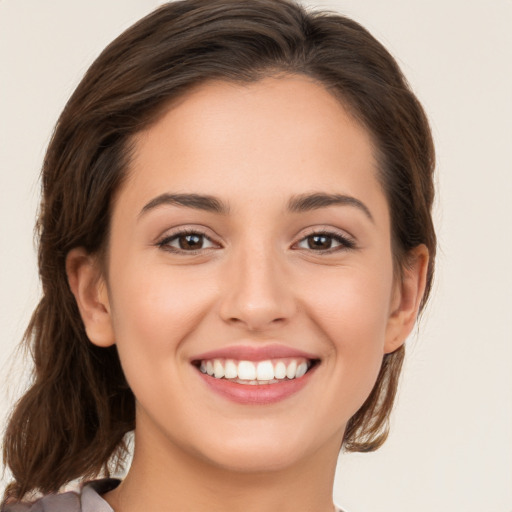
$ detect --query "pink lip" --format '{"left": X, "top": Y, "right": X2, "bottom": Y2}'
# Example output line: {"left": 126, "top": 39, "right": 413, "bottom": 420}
{"left": 191, "top": 343, "right": 320, "bottom": 405}
{"left": 191, "top": 343, "right": 319, "bottom": 362}
{"left": 196, "top": 364, "right": 318, "bottom": 405}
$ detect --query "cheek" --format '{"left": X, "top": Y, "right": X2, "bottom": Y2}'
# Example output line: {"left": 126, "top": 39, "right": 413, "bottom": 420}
{"left": 302, "top": 264, "right": 394, "bottom": 346}
{"left": 107, "top": 263, "right": 215, "bottom": 361}
{"left": 300, "top": 264, "right": 394, "bottom": 412}
{"left": 105, "top": 263, "right": 219, "bottom": 424}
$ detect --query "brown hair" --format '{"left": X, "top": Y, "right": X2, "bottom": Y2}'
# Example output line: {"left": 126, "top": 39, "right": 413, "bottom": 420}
{"left": 3, "top": 0, "right": 435, "bottom": 500}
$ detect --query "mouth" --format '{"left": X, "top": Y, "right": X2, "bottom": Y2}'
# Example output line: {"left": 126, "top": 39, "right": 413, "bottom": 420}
{"left": 193, "top": 357, "right": 319, "bottom": 385}
{"left": 191, "top": 345, "right": 320, "bottom": 404}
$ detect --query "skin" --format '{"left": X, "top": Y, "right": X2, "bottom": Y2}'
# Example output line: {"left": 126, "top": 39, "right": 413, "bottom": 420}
{"left": 67, "top": 75, "right": 428, "bottom": 512}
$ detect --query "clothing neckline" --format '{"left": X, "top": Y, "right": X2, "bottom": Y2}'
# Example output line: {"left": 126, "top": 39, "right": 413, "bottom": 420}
{"left": 81, "top": 478, "right": 120, "bottom": 511}
{"left": 82, "top": 479, "right": 347, "bottom": 512}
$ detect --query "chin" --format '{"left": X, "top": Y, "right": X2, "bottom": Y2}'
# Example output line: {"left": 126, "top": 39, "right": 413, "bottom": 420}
{"left": 199, "top": 442, "right": 309, "bottom": 474}
{"left": 185, "top": 420, "right": 341, "bottom": 475}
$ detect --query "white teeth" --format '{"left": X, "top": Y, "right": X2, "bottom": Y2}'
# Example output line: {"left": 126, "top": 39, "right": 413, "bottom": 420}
{"left": 286, "top": 360, "right": 297, "bottom": 379}
{"left": 224, "top": 359, "right": 238, "bottom": 379}
{"left": 238, "top": 361, "right": 256, "bottom": 380}
{"left": 198, "top": 357, "right": 314, "bottom": 383}
{"left": 256, "top": 361, "right": 274, "bottom": 380}
{"left": 296, "top": 362, "right": 308, "bottom": 378}
{"left": 213, "top": 360, "right": 225, "bottom": 379}
{"left": 274, "top": 361, "right": 287, "bottom": 379}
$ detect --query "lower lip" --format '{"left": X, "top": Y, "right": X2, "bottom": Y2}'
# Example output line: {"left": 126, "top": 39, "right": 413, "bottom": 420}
{"left": 196, "top": 366, "right": 317, "bottom": 405}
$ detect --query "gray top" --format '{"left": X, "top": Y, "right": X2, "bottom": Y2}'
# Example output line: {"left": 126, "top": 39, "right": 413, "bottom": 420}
{"left": 2, "top": 479, "right": 346, "bottom": 511}
{"left": 1, "top": 479, "right": 118, "bottom": 512}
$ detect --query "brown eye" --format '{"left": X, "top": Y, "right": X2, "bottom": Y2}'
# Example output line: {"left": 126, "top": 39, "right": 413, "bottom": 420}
{"left": 178, "top": 233, "right": 204, "bottom": 250}
{"left": 295, "top": 231, "right": 355, "bottom": 252}
{"left": 307, "top": 234, "right": 333, "bottom": 250}
{"left": 158, "top": 230, "right": 218, "bottom": 253}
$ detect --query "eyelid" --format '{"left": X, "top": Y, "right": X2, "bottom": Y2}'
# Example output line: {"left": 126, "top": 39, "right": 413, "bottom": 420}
{"left": 156, "top": 226, "right": 222, "bottom": 254}
{"left": 292, "top": 226, "right": 356, "bottom": 252}
{"left": 298, "top": 225, "right": 355, "bottom": 238}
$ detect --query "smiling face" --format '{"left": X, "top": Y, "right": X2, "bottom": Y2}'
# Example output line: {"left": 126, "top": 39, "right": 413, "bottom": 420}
{"left": 68, "top": 75, "right": 426, "bottom": 475}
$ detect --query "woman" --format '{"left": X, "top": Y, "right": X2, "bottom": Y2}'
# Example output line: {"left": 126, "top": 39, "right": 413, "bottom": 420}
{"left": 2, "top": 0, "right": 435, "bottom": 511}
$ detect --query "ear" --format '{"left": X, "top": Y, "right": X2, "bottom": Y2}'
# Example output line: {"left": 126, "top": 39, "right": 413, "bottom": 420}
{"left": 384, "top": 244, "right": 429, "bottom": 354}
{"left": 66, "top": 247, "right": 115, "bottom": 347}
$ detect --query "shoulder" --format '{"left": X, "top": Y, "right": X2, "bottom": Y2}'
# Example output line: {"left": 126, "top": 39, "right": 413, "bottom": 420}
{"left": 1, "top": 479, "right": 120, "bottom": 512}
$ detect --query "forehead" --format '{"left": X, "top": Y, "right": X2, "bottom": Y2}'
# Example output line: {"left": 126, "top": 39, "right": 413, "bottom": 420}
{"left": 120, "top": 75, "right": 387, "bottom": 220}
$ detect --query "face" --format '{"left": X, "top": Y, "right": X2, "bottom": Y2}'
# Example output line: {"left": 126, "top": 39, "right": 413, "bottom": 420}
{"left": 74, "top": 75, "right": 421, "bottom": 474}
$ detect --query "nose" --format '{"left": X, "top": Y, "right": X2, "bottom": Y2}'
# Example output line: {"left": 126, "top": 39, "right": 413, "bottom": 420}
{"left": 218, "top": 244, "right": 297, "bottom": 332}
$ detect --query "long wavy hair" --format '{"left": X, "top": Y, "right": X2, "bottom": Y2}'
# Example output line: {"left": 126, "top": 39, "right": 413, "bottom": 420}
{"left": 3, "top": 0, "right": 436, "bottom": 501}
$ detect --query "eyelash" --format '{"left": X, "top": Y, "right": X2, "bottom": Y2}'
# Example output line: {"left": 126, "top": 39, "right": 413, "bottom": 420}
{"left": 156, "top": 228, "right": 356, "bottom": 255}
{"left": 294, "top": 231, "right": 356, "bottom": 253}
{"left": 157, "top": 229, "right": 219, "bottom": 255}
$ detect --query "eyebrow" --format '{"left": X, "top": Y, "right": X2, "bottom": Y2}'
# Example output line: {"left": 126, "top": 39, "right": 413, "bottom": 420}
{"left": 287, "top": 192, "right": 374, "bottom": 222}
{"left": 139, "top": 191, "right": 373, "bottom": 222}
{"left": 139, "top": 193, "right": 230, "bottom": 217}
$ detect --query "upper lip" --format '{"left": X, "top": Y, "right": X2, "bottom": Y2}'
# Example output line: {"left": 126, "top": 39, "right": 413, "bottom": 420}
{"left": 191, "top": 343, "right": 319, "bottom": 362}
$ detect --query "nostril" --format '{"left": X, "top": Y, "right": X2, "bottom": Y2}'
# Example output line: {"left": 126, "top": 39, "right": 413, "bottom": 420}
{"left": 226, "top": 316, "right": 288, "bottom": 331}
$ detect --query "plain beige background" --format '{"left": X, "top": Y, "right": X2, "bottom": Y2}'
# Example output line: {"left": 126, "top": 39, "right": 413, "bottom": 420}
{"left": 1, "top": 1, "right": 511, "bottom": 511}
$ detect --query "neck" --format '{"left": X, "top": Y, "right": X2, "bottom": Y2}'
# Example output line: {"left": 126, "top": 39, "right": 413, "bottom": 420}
{"left": 105, "top": 425, "right": 340, "bottom": 512}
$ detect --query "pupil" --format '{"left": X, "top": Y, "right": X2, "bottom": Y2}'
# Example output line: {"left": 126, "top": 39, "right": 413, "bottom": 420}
{"left": 309, "top": 235, "right": 331, "bottom": 250}
{"left": 180, "top": 234, "right": 202, "bottom": 250}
